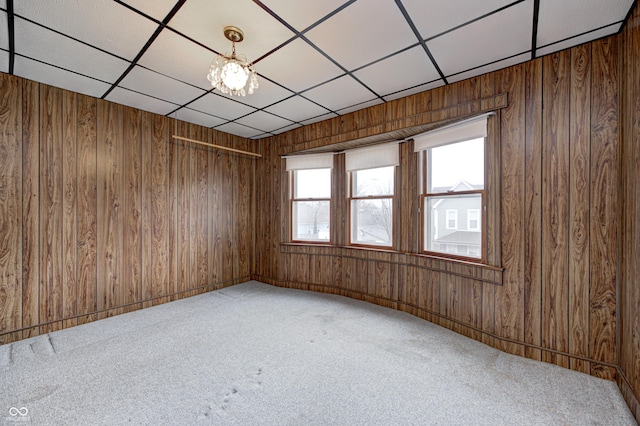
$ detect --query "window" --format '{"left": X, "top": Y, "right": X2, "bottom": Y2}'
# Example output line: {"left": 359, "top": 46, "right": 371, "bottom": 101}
{"left": 446, "top": 209, "right": 458, "bottom": 229}
{"left": 415, "top": 114, "right": 490, "bottom": 261}
{"left": 346, "top": 144, "right": 399, "bottom": 248}
{"left": 467, "top": 209, "right": 480, "bottom": 231}
{"left": 286, "top": 154, "right": 334, "bottom": 243}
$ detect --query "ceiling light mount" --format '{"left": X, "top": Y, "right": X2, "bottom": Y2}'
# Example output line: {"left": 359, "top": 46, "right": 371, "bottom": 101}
{"left": 207, "top": 25, "right": 258, "bottom": 97}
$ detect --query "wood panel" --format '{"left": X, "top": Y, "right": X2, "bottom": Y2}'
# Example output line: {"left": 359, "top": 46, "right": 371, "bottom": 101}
{"left": 568, "top": 44, "right": 591, "bottom": 373}
{"left": 0, "top": 75, "right": 255, "bottom": 341}
{"left": 0, "top": 73, "right": 22, "bottom": 343}
{"left": 541, "top": 51, "right": 571, "bottom": 367}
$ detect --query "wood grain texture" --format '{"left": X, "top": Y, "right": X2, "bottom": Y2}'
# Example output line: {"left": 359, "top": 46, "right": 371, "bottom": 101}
{"left": 0, "top": 73, "right": 22, "bottom": 342}
{"left": 542, "top": 51, "right": 571, "bottom": 368}
{"left": 21, "top": 79, "right": 39, "bottom": 338}
{"left": 568, "top": 44, "right": 591, "bottom": 373}
{"left": 62, "top": 91, "right": 77, "bottom": 324}
{"left": 589, "top": 38, "right": 618, "bottom": 375}
{"left": 151, "top": 114, "right": 169, "bottom": 303}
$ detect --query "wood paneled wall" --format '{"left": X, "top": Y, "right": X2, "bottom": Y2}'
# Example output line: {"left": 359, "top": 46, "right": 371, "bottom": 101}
{"left": 0, "top": 73, "right": 255, "bottom": 343}
{"left": 619, "top": 3, "right": 640, "bottom": 421}
{"left": 254, "top": 35, "right": 621, "bottom": 384}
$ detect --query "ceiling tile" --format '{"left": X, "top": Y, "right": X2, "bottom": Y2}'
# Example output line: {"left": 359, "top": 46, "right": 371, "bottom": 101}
{"left": 168, "top": 0, "right": 295, "bottom": 63}
{"left": 229, "top": 77, "right": 292, "bottom": 109}
{"left": 118, "top": 0, "right": 178, "bottom": 21}
{"left": 1, "top": 1, "right": 5, "bottom": 9}
{"left": 446, "top": 52, "right": 530, "bottom": 84}
{"left": 14, "top": 56, "right": 111, "bottom": 98}
{"left": 427, "top": 1, "right": 532, "bottom": 77}
{"left": 214, "top": 121, "right": 264, "bottom": 139}
{"left": 0, "top": 50, "right": 8, "bottom": 74}
{"left": 119, "top": 66, "right": 206, "bottom": 106}
{"left": 303, "top": 75, "right": 378, "bottom": 112}
{"left": 271, "top": 123, "right": 303, "bottom": 135}
{"left": 260, "top": 0, "right": 349, "bottom": 31}
{"left": 14, "top": 17, "right": 129, "bottom": 83}
{"left": 0, "top": 11, "right": 7, "bottom": 50}
{"left": 300, "top": 112, "right": 339, "bottom": 126}
{"left": 256, "top": 38, "right": 344, "bottom": 93}
{"left": 188, "top": 92, "right": 256, "bottom": 121}
{"left": 537, "top": 0, "right": 633, "bottom": 48}
{"left": 105, "top": 87, "right": 177, "bottom": 116}
{"left": 265, "top": 95, "right": 331, "bottom": 122}
{"left": 14, "top": 0, "right": 158, "bottom": 61}
{"left": 536, "top": 23, "right": 621, "bottom": 58}
{"left": 401, "top": 0, "right": 516, "bottom": 40}
{"left": 174, "top": 107, "right": 227, "bottom": 128}
{"left": 336, "top": 98, "right": 384, "bottom": 115}
{"left": 305, "top": 0, "right": 417, "bottom": 71}
{"left": 383, "top": 80, "right": 445, "bottom": 102}
{"left": 236, "top": 110, "right": 294, "bottom": 132}
{"left": 138, "top": 29, "right": 217, "bottom": 90}
{"left": 353, "top": 45, "right": 440, "bottom": 98}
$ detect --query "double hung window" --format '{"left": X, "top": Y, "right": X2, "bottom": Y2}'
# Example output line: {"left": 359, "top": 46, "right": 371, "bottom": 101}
{"left": 345, "top": 144, "right": 399, "bottom": 248}
{"left": 286, "top": 153, "right": 334, "bottom": 243}
{"left": 415, "top": 114, "right": 490, "bottom": 261}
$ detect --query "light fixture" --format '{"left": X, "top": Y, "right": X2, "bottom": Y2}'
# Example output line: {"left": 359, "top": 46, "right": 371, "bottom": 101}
{"left": 206, "top": 26, "right": 259, "bottom": 97}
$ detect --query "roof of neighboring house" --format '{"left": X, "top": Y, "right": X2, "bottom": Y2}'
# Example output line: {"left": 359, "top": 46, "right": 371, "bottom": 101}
{"left": 431, "top": 180, "right": 483, "bottom": 194}
{"left": 434, "top": 230, "right": 481, "bottom": 245}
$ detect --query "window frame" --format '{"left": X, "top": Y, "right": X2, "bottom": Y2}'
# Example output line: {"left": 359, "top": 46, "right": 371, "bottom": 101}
{"left": 467, "top": 209, "right": 480, "bottom": 231}
{"left": 289, "top": 168, "right": 333, "bottom": 244}
{"left": 419, "top": 144, "right": 487, "bottom": 263}
{"left": 348, "top": 166, "right": 396, "bottom": 249}
{"left": 445, "top": 209, "right": 458, "bottom": 230}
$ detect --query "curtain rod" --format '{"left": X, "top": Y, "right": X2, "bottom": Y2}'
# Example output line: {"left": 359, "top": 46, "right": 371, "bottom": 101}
{"left": 172, "top": 135, "right": 262, "bottom": 158}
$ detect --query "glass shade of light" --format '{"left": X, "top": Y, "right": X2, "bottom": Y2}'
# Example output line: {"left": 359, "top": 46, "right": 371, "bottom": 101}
{"left": 207, "top": 54, "right": 259, "bottom": 97}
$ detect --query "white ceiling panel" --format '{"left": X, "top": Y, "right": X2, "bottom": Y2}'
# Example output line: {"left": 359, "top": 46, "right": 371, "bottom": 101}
{"left": 257, "top": 38, "right": 344, "bottom": 92}
{"left": 446, "top": 53, "right": 530, "bottom": 84}
{"left": 14, "top": 18, "right": 129, "bottom": 84}
{"left": 236, "top": 110, "right": 293, "bottom": 132}
{"left": 14, "top": 56, "right": 111, "bottom": 98}
{"left": 0, "top": 50, "right": 8, "bottom": 74}
{"left": 188, "top": 93, "right": 256, "bottom": 121}
{"left": 353, "top": 46, "right": 440, "bottom": 98}
{"left": 428, "top": 1, "right": 533, "bottom": 77}
{"left": 382, "top": 80, "right": 445, "bottom": 102}
{"left": 230, "top": 77, "right": 292, "bottom": 109}
{"left": 14, "top": 0, "right": 158, "bottom": 61}
{"left": 536, "top": 23, "right": 622, "bottom": 58}
{"left": 261, "top": 0, "right": 349, "bottom": 32}
{"left": 336, "top": 98, "right": 384, "bottom": 115}
{"left": 265, "top": 95, "right": 331, "bottom": 123}
{"left": 303, "top": 75, "right": 379, "bottom": 112}
{"left": 169, "top": 0, "right": 295, "bottom": 63}
{"left": 402, "top": 0, "right": 516, "bottom": 40}
{"left": 119, "top": 66, "right": 206, "bottom": 106}
{"left": 215, "top": 121, "right": 264, "bottom": 139}
{"left": 175, "top": 108, "right": 227, "bottom": 128}
{"left": 271, "top": 123, "right": 303, "bottom": 135}
{"left": 300, "top": 112, "right": 339, "bottom": 126}
{"left": 305, "top": 0, "right": 417, "bottom": 71}
{"left": 537, "top": 0, "right": 633, "bottom": 48}
{"left": 1, "top": 1, "right": 6, "bottom": 10}
{"left": 118, "top": 0, "right": 178, "bottom": 21}
{"left": 138, "top": 29, "right": 217, "bottom": 90}
{"left": 0, "top": 11, "right": 7, "bottom": 50}
{"left": 105, "top": 87, "right": 177, "bottom": 117}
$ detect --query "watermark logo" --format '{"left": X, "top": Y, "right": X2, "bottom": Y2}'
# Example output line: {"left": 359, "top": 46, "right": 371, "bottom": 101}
{"left": 6, "top": 407, "right": 30, "bottom": 422}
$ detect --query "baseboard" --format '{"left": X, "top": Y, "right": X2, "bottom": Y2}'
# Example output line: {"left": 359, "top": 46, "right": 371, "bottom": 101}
{"left": 617, "top": 368, "right": 640, "bottom": 422}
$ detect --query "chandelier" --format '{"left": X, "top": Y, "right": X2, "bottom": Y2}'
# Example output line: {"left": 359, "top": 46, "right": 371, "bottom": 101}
{"left": 207, "top": 26, "right": 259, "bottom": 97}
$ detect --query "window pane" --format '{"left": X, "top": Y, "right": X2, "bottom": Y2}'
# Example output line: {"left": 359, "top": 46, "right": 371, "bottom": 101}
{"left": 353, "top": 166, "right": 394, "bottom": 197}
{"left": 292, "top": 201, "right": 330, "bottom": 241}
{"left": 351, "top": 199, "right": 393, "bottom": 246}
{"left": 428, "top": 138, "right": 484, "bottom": 193}
{"left": 294, "top": 169, "right": 331, "bottom": 198}
{"left": 424, "top": 193, "right": 481, "bottom": 258}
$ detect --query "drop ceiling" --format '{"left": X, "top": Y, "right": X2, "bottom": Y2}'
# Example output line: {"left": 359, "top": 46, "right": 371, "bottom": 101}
{"left": 0, "top": 0, "right": 634, "bottom": 139}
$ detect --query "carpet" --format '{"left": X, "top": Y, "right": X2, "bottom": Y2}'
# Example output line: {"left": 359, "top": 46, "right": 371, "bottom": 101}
{"left": 0, "top": 281, "right": 634, "bottom": 425}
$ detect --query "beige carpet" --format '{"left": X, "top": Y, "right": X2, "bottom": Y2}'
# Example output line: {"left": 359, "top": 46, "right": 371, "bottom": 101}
{"left": 0, "top": 281, "right": 635, "bottom": 425}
